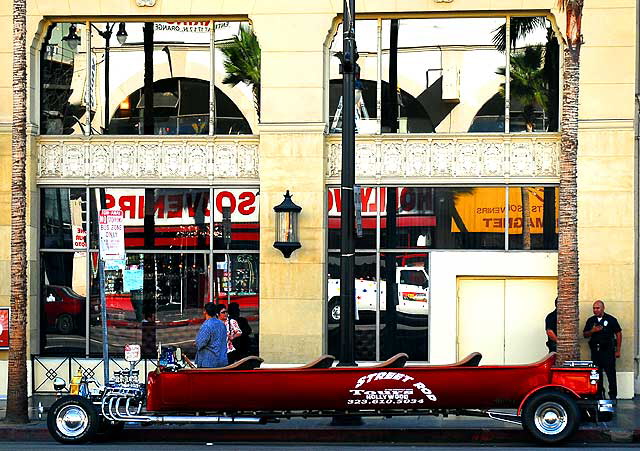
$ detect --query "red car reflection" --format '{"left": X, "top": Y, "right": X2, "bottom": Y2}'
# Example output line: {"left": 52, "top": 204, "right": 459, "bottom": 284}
{"left": 44, "top": 285, "right": 86, "bottom": 335}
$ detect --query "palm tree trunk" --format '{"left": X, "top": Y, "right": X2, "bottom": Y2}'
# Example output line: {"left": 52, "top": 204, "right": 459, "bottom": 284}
{"left": 557, "top": 0, "right": 583, "bottom": 365}
{"left": 521, "top": 188, "right": 531, "bottom": 250}
{"left": 6, "top": 0, "right": 29, "bottom": 424}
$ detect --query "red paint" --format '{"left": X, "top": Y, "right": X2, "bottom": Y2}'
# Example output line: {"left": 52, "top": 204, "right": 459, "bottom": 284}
{"left": 145, "top": 354, "right": 597, "bottom": 413}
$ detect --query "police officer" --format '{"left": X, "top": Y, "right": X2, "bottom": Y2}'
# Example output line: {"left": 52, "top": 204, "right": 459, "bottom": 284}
{"left": 583, "top": 300, "right": 622, "bottom": 400}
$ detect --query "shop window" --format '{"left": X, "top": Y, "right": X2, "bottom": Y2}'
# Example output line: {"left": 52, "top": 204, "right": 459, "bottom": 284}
{"left": 39, "top": 185, "right": 260, "bottom": 357}
{"left": 40, "top": 252, "right": 88, "bottom": 355}
{"left": 508, "top": 186, "right": 558, "bottom": 250}
{"left": 40, "top": 21, "right": 259, "bottom": 135}
{"left": 41, "top": 188, "right": 88, "bottom": 249}
{"left": 40, "top": 23, "right": 88, "bottom": 135}
{"left": 328, "top": 186, "right": 507, "bottom": 251}
{"left": 88, "top": 253, "right": 211, "bottom": 357}
{"left": 89, "top": 188, "right": 212, "bottom": 251}
{"left": 507, "top": 17, "right": 559, "bottom": 133}
{"left": 327, "top": 252, "right": 429, "bottom": 362}
{"left": 329, "top": 15, "right": 559, "bottom": 135}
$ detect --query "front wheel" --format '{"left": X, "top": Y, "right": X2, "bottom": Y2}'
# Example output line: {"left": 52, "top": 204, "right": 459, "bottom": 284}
{"left": 47, "top": 395, "right": 99, "bottom": 444}
{"left": 522, "top": 390, "right": 579, "bottom": 444}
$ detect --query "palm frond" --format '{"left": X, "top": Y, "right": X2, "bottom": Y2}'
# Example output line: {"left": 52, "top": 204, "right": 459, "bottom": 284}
{"left": 492, "top": 17, "right": 547, "bottom": 52}
{"left": 220, "top": 24, "right": 261, "bottom": 115}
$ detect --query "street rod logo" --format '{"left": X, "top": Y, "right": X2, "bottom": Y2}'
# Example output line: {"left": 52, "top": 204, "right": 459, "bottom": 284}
{"left": 347, "top": 371, "right": 437, "bottom": 406}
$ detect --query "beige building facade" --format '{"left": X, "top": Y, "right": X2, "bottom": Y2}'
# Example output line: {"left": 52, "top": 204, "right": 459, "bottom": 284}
{"left": 0, "top": 0, "right": 637, "bottom": 399}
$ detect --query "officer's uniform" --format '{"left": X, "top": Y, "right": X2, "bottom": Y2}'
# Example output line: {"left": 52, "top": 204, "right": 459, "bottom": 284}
{"left": 583, "top": 313, "right": 621, "bottom": 399}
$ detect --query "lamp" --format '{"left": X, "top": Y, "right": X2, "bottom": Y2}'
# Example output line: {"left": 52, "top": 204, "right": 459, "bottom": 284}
{"left": 116, "top": 23, "right": 128, "bottom": 45}
{"left": 62, "top": 24, "right": 81, "bottom": 51}
{"left": 273, "top": 190, "right": 302, "bottom": 258}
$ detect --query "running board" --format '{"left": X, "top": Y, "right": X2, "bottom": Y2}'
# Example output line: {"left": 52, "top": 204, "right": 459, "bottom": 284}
{"left": 143, "top": 416, "right": 264, "bottom": 424}
{"left": 487, "top": 411, "right": 522, "bottom": 425}
{"left": 456, "top": 409, "right": 522, "bottom": 425}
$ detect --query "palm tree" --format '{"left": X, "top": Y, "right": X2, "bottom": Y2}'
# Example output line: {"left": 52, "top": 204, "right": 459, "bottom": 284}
{"left": 492, "top": 5, "right": 583, "bottom": 363}
{"left": 220, "top": 24, "right": 261, "bottom": 119}
{"left": 6, "top": 0, "right": 29, "bottom": 424}
{"left": 556, "top": 0, "right": 584, "bottom": 365}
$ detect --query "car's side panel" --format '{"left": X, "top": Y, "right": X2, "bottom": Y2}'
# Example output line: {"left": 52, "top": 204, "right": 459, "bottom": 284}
{"left": 146, "top": 355, "right": 563, "bottom": 413}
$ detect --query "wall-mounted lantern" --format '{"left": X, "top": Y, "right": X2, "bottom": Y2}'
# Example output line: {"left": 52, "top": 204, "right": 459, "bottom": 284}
{"left": 273, "top": 190, "right": 302, "bottom": 258}
{"left": 62, "top": 24, "right": 81, "bottom": 51}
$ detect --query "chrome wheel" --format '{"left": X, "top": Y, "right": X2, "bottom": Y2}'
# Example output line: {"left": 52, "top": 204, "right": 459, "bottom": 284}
{"left": 331, "top": 304, "right": 341, "bottom": 321}
{"left": 56, "top": 405, "right": 89, "bottom": 438}
{"left": 533, "top": 401, "right": 568, "bottom": 435}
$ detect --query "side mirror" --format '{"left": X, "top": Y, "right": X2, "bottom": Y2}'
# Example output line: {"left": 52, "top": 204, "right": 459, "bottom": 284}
{"left": 175, "top": 347, "right": 182, "bottom": 362}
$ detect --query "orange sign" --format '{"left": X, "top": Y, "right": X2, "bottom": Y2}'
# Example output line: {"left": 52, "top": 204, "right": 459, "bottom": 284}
{"left": 452, "top": 187, "right": 558, "bottom": 234}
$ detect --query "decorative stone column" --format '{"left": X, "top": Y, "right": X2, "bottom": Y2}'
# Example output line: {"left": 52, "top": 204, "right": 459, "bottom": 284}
{"left": 252, "top": 12, "right": 335, "bottom": 363}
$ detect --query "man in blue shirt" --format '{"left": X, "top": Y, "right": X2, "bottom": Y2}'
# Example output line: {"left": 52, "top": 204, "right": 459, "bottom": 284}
{"left": 195, "top": 303, "right": 228, "bottom": 368}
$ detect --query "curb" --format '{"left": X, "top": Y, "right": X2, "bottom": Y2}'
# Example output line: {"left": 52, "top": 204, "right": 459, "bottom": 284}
{"left": 0, "top": 425, "right": 638, "bottom": 443}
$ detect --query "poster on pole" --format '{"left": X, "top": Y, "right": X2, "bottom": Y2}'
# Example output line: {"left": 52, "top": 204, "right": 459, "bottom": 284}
{"left": 99, "top": 209, "right": 125, "bottom": 261}
{"left": 0, "top": 307, "right": 9, "bottom": 349}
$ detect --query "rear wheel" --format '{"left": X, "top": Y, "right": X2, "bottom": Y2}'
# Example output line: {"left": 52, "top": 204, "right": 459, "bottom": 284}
{"left": 47, "top": 395, "right": 99, "bottom": 444}
{"left": 328, "top": 297, "right": 341, "bottom": 323}
{"left": 522, "top": 391, "right": 579, "bottom": 444}
{"left": 55, "top": 314, "right": 74, "bottom": 334}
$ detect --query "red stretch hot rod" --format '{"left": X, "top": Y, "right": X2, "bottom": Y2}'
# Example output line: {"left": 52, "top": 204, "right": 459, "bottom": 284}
{"left": 46, "top": 345, "right": 613, "bottom": 444}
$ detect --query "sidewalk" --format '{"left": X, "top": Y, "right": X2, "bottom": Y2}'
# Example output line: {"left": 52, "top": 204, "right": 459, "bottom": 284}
{"left": 0, "top": 396, "right": 638, "bottom": 443}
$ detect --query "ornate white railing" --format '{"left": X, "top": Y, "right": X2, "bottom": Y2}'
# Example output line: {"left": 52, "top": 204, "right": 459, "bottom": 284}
{"left": 326, "top": 134, "right": 561, "bottom": 184}
{"left": 37, "top": 136, "right": 260, "bottom": 184}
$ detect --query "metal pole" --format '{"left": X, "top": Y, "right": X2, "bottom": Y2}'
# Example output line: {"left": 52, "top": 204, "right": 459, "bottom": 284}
{"left": 99, "top": 253, "right": 109, "bottom": 384}
{"left": 338, "top": 0, "right": 357, "bottom": 366}
{"left": 104, "top": 27, "right": 110, "bottom": 134}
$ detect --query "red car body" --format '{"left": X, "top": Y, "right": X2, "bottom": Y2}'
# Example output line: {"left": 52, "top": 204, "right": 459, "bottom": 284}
{"left": 44, "top": 285, "right": 85, "bottom": 334}
{"left": 146, "top": 353, "right": 596, "bottom": 413}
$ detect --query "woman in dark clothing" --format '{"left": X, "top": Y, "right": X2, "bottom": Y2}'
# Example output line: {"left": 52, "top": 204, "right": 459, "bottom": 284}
{"left": 228, "top": 302, "right": 252, "bottom": 359}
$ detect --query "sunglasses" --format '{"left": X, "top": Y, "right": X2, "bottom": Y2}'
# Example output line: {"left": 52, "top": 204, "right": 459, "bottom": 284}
{"left": 219, "top": 310, "right": 228, "bottom": 314}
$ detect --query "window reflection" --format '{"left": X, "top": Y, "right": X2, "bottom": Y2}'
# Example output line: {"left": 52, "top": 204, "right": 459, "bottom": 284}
{"left": 508, "top": 186, "right": 558, "bottom": 250}
{"left": 326, "top": 252, "right": 429, "bottom": 362}
{"left": 507, "top": 17, "right": 559, "bottom": 133}
{"left": 40, "top": 21, "right": 259, "bottom": 135}
{"left": 379, "top": 253, "right": 428, "bottom": 361}
{"left": 40, "top": 252, "right": 88, "bottom": 355}
{"left": 40, "top": 23, "right": 89, "bottom": 135}
{"left": 41, "top": 188, "right": 88, "bottom": 250}
{"left": 89, "top": 253, "right": 210, "bottom": 357}
{"left": 327, "top": 253, "right": 378, "bottom": 361}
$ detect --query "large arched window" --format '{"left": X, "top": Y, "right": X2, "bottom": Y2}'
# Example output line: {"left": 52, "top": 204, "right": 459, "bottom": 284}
{"left": 110, "top": 77, "right": 251, "bottom": 135}
{"left": 328, "top": 16, "right": 559, "bottom": 134}
{"left": 40, "top": 21, "right": 259, "bottom": 135}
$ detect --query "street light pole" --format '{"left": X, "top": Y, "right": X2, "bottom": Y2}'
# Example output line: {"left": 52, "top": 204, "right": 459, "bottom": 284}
{"left": 338, "top": 0, "right": 357, "bottom": 366}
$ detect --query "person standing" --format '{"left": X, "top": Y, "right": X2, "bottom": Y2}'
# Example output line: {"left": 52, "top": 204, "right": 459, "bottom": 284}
{"left": 545, "top": 298, "right": 558, "bottom": 352}
{"left": 228, "top": 302, "right": 252, "bottom": 359}
{"left": 583, "top": 300, "right": 622, "bottom": 400}
{"left": 195, "top": 302, "right": 228, "bottom": 368}
{"left": 217, "top": 305, "right": 243, "bottom": 364}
